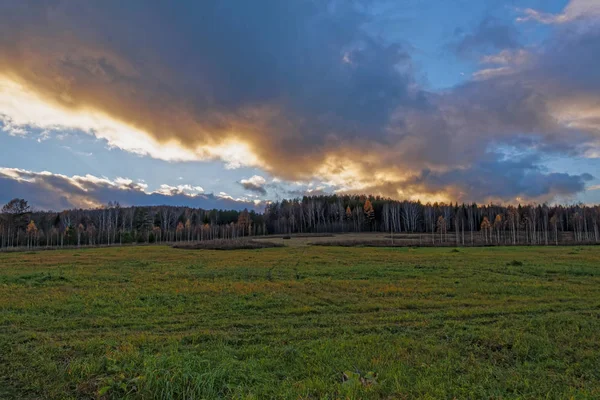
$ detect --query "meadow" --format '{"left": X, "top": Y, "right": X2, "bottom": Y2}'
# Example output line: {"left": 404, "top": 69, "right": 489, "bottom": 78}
{"left": 1, "top": 244, "right": 600, "bottom": 399}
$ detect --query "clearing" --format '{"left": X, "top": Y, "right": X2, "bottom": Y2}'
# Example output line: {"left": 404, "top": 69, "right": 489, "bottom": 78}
{"left": 1, "top": 245, "right": 599, "bottom": 399}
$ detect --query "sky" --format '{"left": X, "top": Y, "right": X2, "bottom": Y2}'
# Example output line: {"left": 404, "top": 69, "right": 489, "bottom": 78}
{"left": 1, "top": 0, "right": 600, "bottom": 211}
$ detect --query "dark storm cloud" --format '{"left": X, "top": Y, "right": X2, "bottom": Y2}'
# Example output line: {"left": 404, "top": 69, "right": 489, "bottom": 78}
{"left": 0, "top": 0, "right": 422, "bottom": 174}
{"left": 404, "top": 154, "right": 593, "bottom": 203}
{"left": 0, "top": 169, "right": 262, "bottom": 211}
{"left": 0, "top": 0, "right": 599, "bottom": 203}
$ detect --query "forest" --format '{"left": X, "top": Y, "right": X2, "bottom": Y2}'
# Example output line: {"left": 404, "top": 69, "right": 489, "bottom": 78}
{"left": 1, "top": 195, "right": 599, "bottom": 249}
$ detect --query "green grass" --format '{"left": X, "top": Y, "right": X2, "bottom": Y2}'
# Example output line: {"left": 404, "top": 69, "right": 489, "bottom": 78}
{"left": 1, "top": 245, "right": 600, "bottom": 399}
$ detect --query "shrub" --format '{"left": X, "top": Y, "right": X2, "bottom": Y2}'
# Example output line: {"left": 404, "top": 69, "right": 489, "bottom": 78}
{"left": 310, "top": 240, "right": 405, "bottom": 247}
{"left": 121, "top": 232, "right": 134, "bottom": 244}
{"left": 173, "top": 239, "right": 284, "bottom": 250}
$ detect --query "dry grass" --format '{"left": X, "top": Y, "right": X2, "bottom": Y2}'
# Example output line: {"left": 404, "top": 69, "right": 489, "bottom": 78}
{"left": 261, "top": 233, "right": 335, "bottom": 238}
{"left": 172, "top": 238, "right": 284, "bottom": 250}
{"left": 309, "top": 239, "right": 422, "bottom": 247}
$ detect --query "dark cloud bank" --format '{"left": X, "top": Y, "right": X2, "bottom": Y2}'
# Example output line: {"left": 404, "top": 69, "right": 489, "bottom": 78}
{"left": 0, "top": 0, "right": 599, "bottom": 206}
{"left": 0, "top": 169, "right": 261, "bottom": 211}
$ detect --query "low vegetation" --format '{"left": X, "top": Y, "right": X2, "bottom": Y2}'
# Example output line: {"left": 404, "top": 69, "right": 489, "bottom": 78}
{"left": 173, "top": 239, "right": 284, "bottom": 250}
{"left": 309, "top": 235, "right": 600, "bottom": 248}
{"left": 266, "top": 233, "right": 335, "bottom": 238}
{"left": 1, "top": 245, "right": 600, "bottom": 399}
{"left": 309, "top": 239, "right": 417, "bottom": 247}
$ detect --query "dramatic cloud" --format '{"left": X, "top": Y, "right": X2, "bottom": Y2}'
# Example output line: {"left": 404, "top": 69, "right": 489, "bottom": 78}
{"left": 0, "top": 0, "right": 418, "bottom": 176}
{"left": 239, "top": 175, "right": 267, "bottom": 195}
{"left": 0, "top": 0, "right": 599, "bottom": 204}
{"left": 0, "top": 79, "right": 260, "bottom": 167}
{"left": 0, "top": 168, "right": 262, "bottom": 211}
{"left": 517, "top": 0, "right": 600, "bottom": 24}
{"left": 402, "top": 154, "right": 593, "bottom": 204}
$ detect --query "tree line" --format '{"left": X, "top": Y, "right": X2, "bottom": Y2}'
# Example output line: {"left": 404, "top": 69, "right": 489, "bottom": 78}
{"left": 263, "top": 195, "right": 600, "bottom": 246}
{"left": 1, "top": 195, "right": 599, "bottom": 249}
{"left": 0, "top": 199, "right": 266, "bottom": 249}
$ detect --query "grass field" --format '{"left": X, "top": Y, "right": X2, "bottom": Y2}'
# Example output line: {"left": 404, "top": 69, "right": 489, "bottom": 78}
{"left": 1, "top": 245, "right": 600, "bottom": 399}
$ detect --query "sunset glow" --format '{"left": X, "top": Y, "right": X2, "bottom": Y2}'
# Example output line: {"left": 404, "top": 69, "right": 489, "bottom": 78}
{"left": 1, "top": 0, "right": 600, "bottom": 209}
